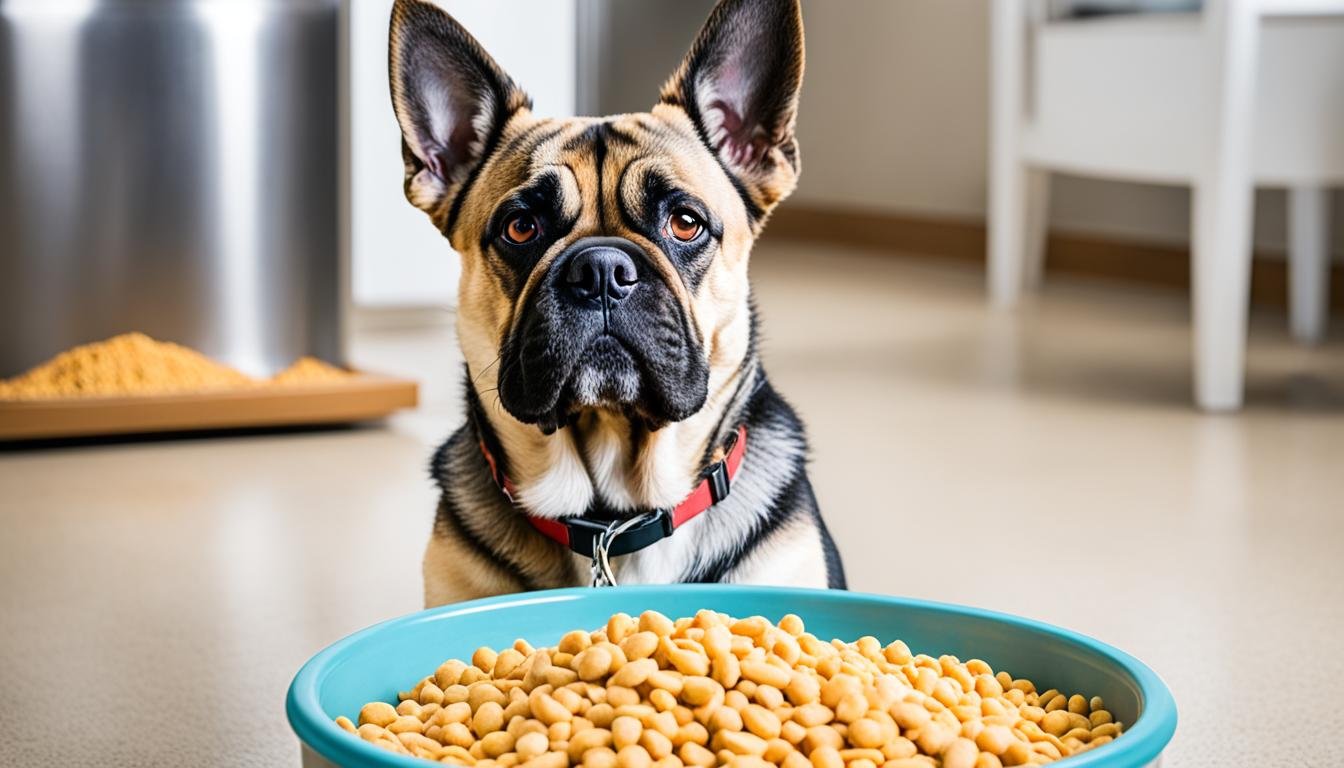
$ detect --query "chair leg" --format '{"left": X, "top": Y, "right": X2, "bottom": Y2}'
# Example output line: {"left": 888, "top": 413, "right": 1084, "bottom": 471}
{"left": 989, "top": 160, "right": 1029, "bottom": 306}
{"left": 988, "top": 0, "right": 1028, "bottom": 307}
{"left": 1288, "top": 186, "right": 1330, "bottom": 343}
{"left": 1024, "top": 169, "right": 1051, "bottom": 289}
{"left": 1192, "top": 1, "right": 1259, "bottom": 411}
{"left": 1192, "top": 184, "right": 1255, "bottom": 411}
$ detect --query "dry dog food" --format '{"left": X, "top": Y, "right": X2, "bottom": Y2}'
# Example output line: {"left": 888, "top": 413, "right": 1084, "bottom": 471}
{"left": 0, "top": 332, "right": 350, "bottom": 399}
{"left": 340, "top": 611, "right": 1123, "bottom": 767}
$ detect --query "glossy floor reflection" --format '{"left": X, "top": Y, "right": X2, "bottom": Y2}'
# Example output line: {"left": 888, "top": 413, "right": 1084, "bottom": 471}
{"left": 2, "top": 240, "right": 1341, "bottom": 766}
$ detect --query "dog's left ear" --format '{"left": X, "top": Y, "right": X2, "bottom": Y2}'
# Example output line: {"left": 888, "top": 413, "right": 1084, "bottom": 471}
{"left": 388, "top": 0, "right": 531, "bottom": 218}
{"left": 661, "top": 0, "right": 805, "bottom": 215}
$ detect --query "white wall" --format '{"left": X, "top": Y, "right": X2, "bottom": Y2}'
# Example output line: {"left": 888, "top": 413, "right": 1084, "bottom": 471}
{"left": 793, "top": 0, "right": 989, "bottom": 220}
{"left": 792, "top": 0, "right": 1342, "bottom": 256}
{"left": 350, "top": 0, "right": 577, "bottom": 308}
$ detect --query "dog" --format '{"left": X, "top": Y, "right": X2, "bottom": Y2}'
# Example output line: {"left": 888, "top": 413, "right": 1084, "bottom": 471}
{"left": 387, "top": 0, "right": 846, "bottom": 606}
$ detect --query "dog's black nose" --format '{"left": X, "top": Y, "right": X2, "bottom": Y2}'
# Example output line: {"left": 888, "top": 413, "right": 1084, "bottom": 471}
{"left": 564, "top": 245, "right": 639, "bottom": 304}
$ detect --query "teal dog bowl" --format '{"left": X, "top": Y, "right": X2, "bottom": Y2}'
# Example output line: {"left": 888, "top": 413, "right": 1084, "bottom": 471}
{"left": 288, "top": 586, "right": 1176, "bottom": 767}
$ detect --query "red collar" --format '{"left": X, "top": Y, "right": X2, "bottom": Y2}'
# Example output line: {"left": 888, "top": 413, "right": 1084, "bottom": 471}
{"left": 478, "top": 425, "right": 748, "bottom": 559}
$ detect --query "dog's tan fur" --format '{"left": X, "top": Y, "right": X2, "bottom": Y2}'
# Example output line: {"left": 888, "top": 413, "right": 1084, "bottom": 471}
{"left": 389, "top": 0, "right": 833, "bottom": 605}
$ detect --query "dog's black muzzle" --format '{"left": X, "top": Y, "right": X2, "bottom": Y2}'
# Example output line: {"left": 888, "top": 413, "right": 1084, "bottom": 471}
{"left": 497, "top": 236, "right": 709, "bottom": 432}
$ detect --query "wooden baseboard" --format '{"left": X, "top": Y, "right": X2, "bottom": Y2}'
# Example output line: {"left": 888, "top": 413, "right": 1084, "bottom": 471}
{"left": 762, "top": 206, "right": 1344, "bottom": 314}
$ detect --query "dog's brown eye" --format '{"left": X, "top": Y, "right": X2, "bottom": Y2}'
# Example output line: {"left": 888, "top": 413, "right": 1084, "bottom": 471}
{"left": 667, "top": 209, "right": 704, "bottom": 242}
{"left": 503, "top": 213, "right": 539, "bottom": 244}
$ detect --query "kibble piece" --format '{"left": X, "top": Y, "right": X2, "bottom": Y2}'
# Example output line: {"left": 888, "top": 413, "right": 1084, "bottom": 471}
{"left": 1067, "top": 695, "right": 1089, "bottom": 716}
{"left": 360, "top": 701, "right": 398, "bottom": 728}
{"left": 643, "top": 729, "right": 675, "bottom": 759}
{"left": 389, "top": 715, "right": 425, "bottom": 735}
{"left": 680, "top": 742, "right": 717, "bottom": 767}
{"left": 607, "top": 614, "right": 636, "bottom": 643}
{"left": 513, "top": 730, "right": 547, "bottom": 759}
{"left": 883, "top": 736, "right": 917, "bottom": 760}
{"left": 608, "top": 686, "right": 641, "bottom": 708}
{"left": 480, "top": 730, "right": 515, "bottom": 758}
{"left": 472, "top": 702, "right": 505, "bottom": 736}
{"left": 846, "top": 718, "right": 883, "bottom": 749}
{"left": 942, "top": 738, "right": 979, "bottom": 768}
{"left": 1092, "top": 723, "right": 1121, "bottom": 739}
{"left": 711, "top": 706, "right": 744, "bottom": 734}
{"left": 731, "top": 617, "right": 770, "bottom": 638}
{"left": 833, "top": 693, "right": 866, "bottom": 724}
{"left": 754, "top": 686, "right": 784, "bottom": 711}
{"left": 742, "top": 705, "right": 782, "bottom": 741}
{"left": 640, "top": 611, "right": 676, "bottom": 637}
{"left": 808, "top": 745, "right": 843, "bottom": 768}
{"left": 442, "top": 722, "right": 474, "bottom": 748}
{"left": 473, "top": 647, "right": 499, "bottom": 674}
{"left": 586, "top": 747, "right": 620, "bottom": 768}
{"left": 612, "top": 659, "right": 659, "bottom": 689}
{"left": 532, "top": 691, "right": 572, "bottom": 726}
{"left": 1039, "top": 709, "right": 1071, "bottom": 737}
{"left": 680, "top": 676, "right": 720, "bottom": 707}
{"left": 613, "top": 716, "right": 644, "bottom": 750}
{"left": 712, "top": 654, "right": 742, "bottom": 690}
{"left": 741, "top": 661, "right": 791, "bottom": 689}
{"left": 526, "top": 754, "right": 567, "bottom": 768}
{"left": 666, "top": 644, "right": 711, "bottom": 677}
{"left": 891, "top": 702, "right": 931, "bottom": 731}
{"left": 494, "top": 649, "right": 527, "bottom": 679}
{"left": 618, "top": 744, "right": 654, "bottom": 768}
{"left": 802, "top": 726, "right": 843, "bottom": 754}
{"left": 1062, "top": 726, "right": 1092, "bottom": 744}
{"left": 577, "top": 647, "right": 616, "bottom": 682}
{"left": 915, "top": 723, "right": 955, "bottom": 756}
{"left": 974, "top": 725, "right": 1013, "bottom": 756}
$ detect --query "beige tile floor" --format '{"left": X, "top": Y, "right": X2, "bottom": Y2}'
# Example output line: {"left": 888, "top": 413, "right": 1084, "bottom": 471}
{"left": 2, "top": 240, "right": 1343, "bottom": 767}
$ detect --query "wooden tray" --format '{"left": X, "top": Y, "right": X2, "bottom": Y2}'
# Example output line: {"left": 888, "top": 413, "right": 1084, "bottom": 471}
{"left": 0, "top": 372, "right": 418, "bottom": 441}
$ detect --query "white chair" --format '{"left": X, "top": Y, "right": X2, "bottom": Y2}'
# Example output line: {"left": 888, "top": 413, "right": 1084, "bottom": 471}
{"left": 988, "top": 0, "right": 1344, "bottom": 410}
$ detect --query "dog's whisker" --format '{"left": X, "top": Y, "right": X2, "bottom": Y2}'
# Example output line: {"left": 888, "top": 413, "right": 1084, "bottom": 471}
{"left": 472, "top": 356, "right": 503, "bottom": 387}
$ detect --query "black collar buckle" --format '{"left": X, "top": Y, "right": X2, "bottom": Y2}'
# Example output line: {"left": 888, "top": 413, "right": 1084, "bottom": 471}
{"left": 705, "top": 459, "right": 731, "bottom": 504}
{"left": 703, "top": 427, "right": 739, "bottom": 504}
{"left": 565, "top": 507, "right": 673, "bottom": 559}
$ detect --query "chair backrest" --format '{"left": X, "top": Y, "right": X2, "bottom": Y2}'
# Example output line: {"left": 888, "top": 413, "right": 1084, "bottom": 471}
{"left": 1004, "top": 0, "right": 1344, "bottom": 184}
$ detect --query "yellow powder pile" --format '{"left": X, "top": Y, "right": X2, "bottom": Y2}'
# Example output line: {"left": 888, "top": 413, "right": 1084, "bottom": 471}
{"left": 271, "top": 356, "right": 352, "bottom": 386}
{"left": 0, "top": 333, "right": 352, "bottom": 400}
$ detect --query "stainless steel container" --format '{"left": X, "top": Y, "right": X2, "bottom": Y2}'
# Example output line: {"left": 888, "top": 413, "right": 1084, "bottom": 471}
{"left": 0, "top": 0, "right": 344, "bottom": 378}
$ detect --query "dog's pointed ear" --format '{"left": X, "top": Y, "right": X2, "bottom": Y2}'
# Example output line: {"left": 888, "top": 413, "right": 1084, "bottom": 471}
{"left": 389, "top": 0, "right": 530, "bottom": 217}
{"left": 660, "top": 0, "right": 804, "bottom": 215}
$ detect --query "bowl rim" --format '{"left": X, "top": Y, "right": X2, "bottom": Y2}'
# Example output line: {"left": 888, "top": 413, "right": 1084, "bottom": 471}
{"left": 288, "top": 585, "right": 1177, "bottom": 768}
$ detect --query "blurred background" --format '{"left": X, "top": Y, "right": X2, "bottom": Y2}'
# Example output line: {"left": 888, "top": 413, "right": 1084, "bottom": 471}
{"left": 2, "top": 1, "right": 1343, "bottom": 766}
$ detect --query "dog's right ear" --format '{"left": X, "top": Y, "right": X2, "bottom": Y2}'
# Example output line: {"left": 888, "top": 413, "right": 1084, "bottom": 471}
{"left": 661, "top": 0, "right": 804, "bottom": 217}
{"left": 388, "top": 0, "right": 530, "bottom": 218}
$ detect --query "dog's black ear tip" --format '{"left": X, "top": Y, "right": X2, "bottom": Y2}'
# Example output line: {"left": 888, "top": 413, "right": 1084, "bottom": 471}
{"left": 717, "top": 0, "right": 804, "bottom": 31}
{"left": 389, "top": 0, "right": 432, "bottom": 31}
